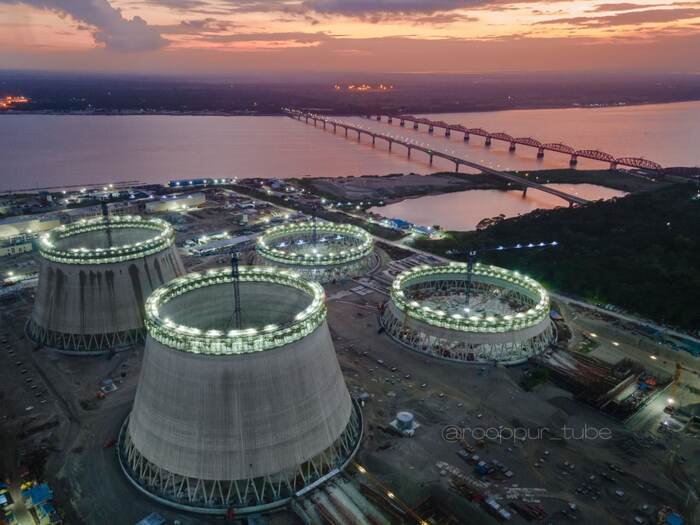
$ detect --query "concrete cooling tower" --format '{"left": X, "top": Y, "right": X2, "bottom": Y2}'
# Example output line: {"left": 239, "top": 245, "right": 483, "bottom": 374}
{"left": 256, "top": 221, "right": 374, "bottom": 282}
{"left": 27, "top": 215, "right": 184, "bottom": 353}
{"left": 381, "top": 262, "right": 555, "bottom": 365}
{"left": 119, "top": 266, "right": 363, "bottom": 514}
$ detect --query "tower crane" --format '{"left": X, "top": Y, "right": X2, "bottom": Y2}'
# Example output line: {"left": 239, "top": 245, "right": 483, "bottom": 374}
{"left": 447, "top": 241, "right": 558, "bottom": 309}
{"left": 101, "top": 200, "right": 113, "bottom": 248}
{"left": 230, "top": 250, "right": 242, "bottom": 330}
{"left": 665, "top": 361, "right": 694, "bottom": 413}
{"left": 311, "top": 204, "right": 319, "bottom": 245}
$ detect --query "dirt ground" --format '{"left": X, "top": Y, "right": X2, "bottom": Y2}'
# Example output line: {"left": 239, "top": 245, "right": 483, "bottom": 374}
{"left": 1, "top": 203, "right": 698, "bottom": 525}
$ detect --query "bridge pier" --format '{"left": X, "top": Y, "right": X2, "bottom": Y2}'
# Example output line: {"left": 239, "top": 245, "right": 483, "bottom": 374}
{"left": 464, "top": 133, "right": 469, "bottom": 142}
{"left": 485, "top": 137, "right": 492, "bottom": 146}
{"left": 569, "top": 154, "right": 578, "bottom": 166}
{"left": 413, "top": 123, "right": 419, "bottom": 130}
{"left": 400, "top": 120, "right": 405, "bottom": 127}
{"left": 428, "top": 125, "right": 434, "bottom": 134}
{"left": 537, "top": 147, "right": 544, "bottom": 158}
{"left": 610, "top": 162, "right": 618, "bottom": 170}
{"left": 291, "top": 109, "right": 589, "bottom": 208}
{"left": 509, "top": 142, "right": 516, "bottom": 152}
{"left": 376, "top": 115, "right": 381, "bottom": 121}
{"left": 445, "top": 128, "right": 451, "bottom": 137}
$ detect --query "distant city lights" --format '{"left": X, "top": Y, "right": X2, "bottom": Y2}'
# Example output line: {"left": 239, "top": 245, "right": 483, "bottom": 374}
{"left": 0, "top": 95, "right": 29, "bottom": 109}
{"left": 333, "top": 83, "right": 394, "bottom": 92}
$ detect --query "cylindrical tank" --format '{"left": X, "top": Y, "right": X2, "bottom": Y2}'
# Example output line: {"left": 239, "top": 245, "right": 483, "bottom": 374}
{"left": 27, "top": 215, "right": 184, "bottom": 353}
{"left": 396, "top": 411, "right": 415, "bottom": 431}
{"left": 119, "top": 266, "right": 362, "bottom": 514}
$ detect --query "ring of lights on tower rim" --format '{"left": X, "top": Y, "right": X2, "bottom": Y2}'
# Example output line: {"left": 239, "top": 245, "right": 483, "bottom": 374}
{"left": 381, "top": 262, "right": 555, "bottom": 364}
{"left": 257, "top": 222, "right": 373, "bottom": 267}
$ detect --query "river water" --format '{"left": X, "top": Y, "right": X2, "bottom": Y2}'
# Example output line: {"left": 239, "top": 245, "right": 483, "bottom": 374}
{"left": 0, "top": 101, "right": 697, "bottom": 224}
{"left": 368, "top": 184, "right": 627, "bottom": 231}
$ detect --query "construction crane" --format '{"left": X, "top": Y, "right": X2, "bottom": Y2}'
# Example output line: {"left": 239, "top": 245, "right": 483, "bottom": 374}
{"left": 311, "top": 204, "right": 319, "bottom": 245}
{"left": 447, "top": 241, "right": 558, "bottom": 309}
{"left": 101, "top": 200, "right": 113, "bottom": 248}
{"left": 230, "top": 251, "right": 242, "bottom": 330}
{"left": 666, "top": 361, "right": 694, "bottom": 412}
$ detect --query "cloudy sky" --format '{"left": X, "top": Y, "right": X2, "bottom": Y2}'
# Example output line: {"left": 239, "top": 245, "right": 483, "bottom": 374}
{"left": 1, "top": 0, "right": 699, "bottom": 74}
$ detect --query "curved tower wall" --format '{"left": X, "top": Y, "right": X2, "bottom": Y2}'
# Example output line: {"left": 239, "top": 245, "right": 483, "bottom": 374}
{"left": 118, "top": 267, "right": 362, "bottom": 514}
{"left": 256, "top": 222, "right": 375, "bottom": 283}
{"left": 127, "top": 321, "right": 352, "bottom": 481}
{"left": 381, "top": 263, "right": 555, "bottom": 365}
{"left": 28, "top": 220, "right": 185, "bottom": 353}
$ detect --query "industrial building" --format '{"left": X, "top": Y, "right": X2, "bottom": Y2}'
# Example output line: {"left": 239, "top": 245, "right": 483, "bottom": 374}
{"left": 380, "top": 262, "right": 555, "bottom": 364}
{"left": 256, "top": 221, "right": 374, "bottom": 282}
{"left": 144, "top": 192, "right": 205, "bottom": 213}
{"left": 0, "top": 214, "right": 60, "bottom": 240}
{"left": 27, "top": 215, "right": 184, "bottom": 353}
{"left": 119, "top": 266, "right": 362, "bottom": 514}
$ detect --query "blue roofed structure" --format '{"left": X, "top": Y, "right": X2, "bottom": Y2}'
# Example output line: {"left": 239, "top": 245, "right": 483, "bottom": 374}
{"left": 388, "top": 218, "right": 411, "bottom": 230}
{"left": 665, "top": 513, "right": 684, "bottom": 525}
{"left": 135, "top": 512, "right": 166, "bottom": 525}
{"left": 21, "top": 483, "right": 52, "bottom": 508}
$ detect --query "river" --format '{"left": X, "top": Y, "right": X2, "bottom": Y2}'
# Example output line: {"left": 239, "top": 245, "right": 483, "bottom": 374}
{"left": 1, "top": 101, "right": 698, "bottom": 193}
{"left": 368, "top": 184, "right": 627, "bottom": 231}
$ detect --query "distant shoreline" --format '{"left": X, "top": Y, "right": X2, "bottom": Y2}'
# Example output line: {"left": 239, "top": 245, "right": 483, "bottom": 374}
{"left": 2, "top": 97, "right": 699, "bottom": 118}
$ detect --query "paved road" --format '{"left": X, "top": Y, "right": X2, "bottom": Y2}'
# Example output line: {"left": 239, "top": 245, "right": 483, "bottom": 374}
{"left": 549, "top": 293, "right": 700, "bottom": 346}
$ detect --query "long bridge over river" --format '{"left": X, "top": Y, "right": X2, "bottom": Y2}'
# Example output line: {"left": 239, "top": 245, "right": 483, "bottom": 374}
{"left": 285, "top": 108, "right": 590, "bottom": 206}
{"left": 364, "top": 113, "right": 663, "bottom": 171}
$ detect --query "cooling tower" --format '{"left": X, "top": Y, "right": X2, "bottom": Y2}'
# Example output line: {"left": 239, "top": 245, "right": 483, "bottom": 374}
{"left": 256, "top": 221, "right": 374, "bottom": 282}
{"left": 381, "top": 262, "right": 555, "bottom": 364}
{"left": 119, "top": 266, "right": 362, "bottom": 514}
{"left": 27, "top": 215, "right": 184, "bottom": 353}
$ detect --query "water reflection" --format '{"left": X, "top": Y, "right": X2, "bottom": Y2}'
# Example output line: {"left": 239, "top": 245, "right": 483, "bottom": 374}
{"left": 368, "top": 184, "right": 627, "bottom": 231}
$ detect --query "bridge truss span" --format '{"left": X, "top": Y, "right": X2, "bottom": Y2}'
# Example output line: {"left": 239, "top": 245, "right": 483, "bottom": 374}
{"left": 368, "top": 113, "right": 662, "bottom": 171}
{"left": 285, "top": 109, "right": 589, "bottom": 206}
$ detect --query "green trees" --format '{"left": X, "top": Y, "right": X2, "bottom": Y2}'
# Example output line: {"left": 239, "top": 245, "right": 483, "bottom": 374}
{"left": 415, "top": 183, "right": 700, "bottom": 330}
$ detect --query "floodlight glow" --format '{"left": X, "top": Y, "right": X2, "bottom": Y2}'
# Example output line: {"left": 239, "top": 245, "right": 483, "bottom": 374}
{"left": 257, "top": 222, "right": 372, "bottom": 267}
{"left": 389, "top": 263, "right": 550, "bottom": 333}
{"left": 145, "top": 266, "right": 326, "bottom": 355}
{"left": 38, "top": 215, "right": 174, "bottom": 265}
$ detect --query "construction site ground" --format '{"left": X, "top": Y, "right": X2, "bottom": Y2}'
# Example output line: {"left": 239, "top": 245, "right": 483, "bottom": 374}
{"left": 1, "top": 200, "right": 698, "bottom": 525}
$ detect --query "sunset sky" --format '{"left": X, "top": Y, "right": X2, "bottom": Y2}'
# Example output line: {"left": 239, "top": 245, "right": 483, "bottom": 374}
{"left": 1, "top": 0, "right": 699, "bottom": 74}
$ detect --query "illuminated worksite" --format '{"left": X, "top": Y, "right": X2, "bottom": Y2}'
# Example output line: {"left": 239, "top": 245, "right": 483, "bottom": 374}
{"left": 381, "top": 262, "right": 555, "bottom": 364}
{"left": 256, "top": 221, "right": 374, "bottom": 282}
{"left": 119, "top": 266, "right": 363, "bottom": 514}
{"left": 27, "top": 213, "right": 184, "bottom": 353}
